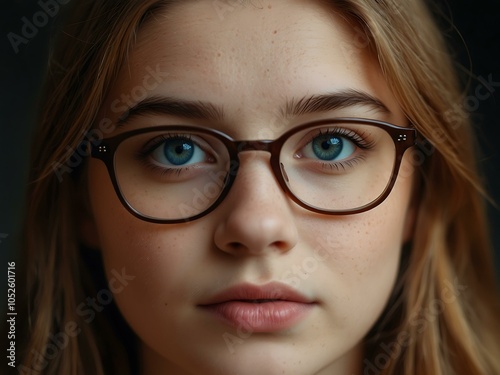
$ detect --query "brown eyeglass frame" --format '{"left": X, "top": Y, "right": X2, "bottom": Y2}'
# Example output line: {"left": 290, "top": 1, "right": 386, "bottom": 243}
{"left": 90, "top": 117, "right": 417, "bottom": 224}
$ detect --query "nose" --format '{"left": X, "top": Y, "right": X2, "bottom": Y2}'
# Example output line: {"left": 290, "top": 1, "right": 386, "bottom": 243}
{"left": 213, "top": 152, "right": 299, "bottom": 256}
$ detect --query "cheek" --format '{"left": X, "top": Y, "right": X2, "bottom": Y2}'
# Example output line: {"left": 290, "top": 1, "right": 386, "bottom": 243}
{"left": 300, "top": 218, "right": 400, "bottom": 351}
{"left": 303, "top": 171, "right": 412, "bottom": 327}
{"left": 86, "top": 161, "right": 202, "bottom": 318}
{"left": 307, "top": 214, "right": 402, "bottom": 304}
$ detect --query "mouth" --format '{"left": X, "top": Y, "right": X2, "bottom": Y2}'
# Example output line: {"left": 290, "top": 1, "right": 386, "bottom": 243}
{"left": 198, "top": 282, "right": 317, "bottom": 333}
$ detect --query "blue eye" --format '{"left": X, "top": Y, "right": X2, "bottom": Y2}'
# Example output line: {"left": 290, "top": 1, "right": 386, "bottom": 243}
{"left": 151, "top": 136, "right": 206, "bottom": 166}
{"left": 312, "top": 134, "right": 342, "bottom": 160}
{"left": 304, "top": 133, "right": 355, "bottom": 161}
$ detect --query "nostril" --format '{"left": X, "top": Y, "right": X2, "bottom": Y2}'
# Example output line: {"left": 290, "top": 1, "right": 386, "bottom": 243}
{"left": 228, "top": 242, "right": 244, "bottom": 252}
{"left": 223, "top": 240, "right": 290, "bottom": 254}
{"left": 271, "top": 240, "right": 290, "bottom": 252}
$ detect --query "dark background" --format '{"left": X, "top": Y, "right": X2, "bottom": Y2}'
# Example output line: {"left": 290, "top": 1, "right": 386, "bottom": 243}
{"left": 1, "top": 0, "right": 499, "bottom": 307}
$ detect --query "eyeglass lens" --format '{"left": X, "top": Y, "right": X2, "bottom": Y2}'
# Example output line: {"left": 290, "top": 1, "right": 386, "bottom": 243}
{"left": 112, "top": 122, "right": 397, "bottom": 221}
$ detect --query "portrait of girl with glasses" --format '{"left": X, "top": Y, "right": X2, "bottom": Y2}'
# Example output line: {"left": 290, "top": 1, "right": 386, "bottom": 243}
{"left": 8, "top": 0, "right": 500, "bottom": 374}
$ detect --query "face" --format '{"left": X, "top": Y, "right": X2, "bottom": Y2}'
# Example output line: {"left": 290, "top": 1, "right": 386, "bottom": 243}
{"left": 85, "top": 1, "right": 415, "bottom": 374}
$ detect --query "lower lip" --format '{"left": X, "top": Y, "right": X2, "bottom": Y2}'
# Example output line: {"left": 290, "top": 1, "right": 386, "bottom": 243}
{"left": 201, "top": 301, "right": 314, "bottom": 332}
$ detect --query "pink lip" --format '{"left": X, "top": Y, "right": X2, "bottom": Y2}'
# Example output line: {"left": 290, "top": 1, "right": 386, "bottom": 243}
{"left": 198, "top": 282, "right": 316, "bottom": 332}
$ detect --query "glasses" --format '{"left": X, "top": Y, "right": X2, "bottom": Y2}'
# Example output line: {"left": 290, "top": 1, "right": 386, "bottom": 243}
{"left": 90, "top": 118, "right": 416, "bottom": 223}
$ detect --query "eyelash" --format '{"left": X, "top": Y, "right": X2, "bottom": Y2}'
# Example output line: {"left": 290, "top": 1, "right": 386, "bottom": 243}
{"left": 135, "top": 134, "right": 199, "bottom": 177}
{"left": 133, "top": 127, "right": 375, "bottom": 176}
{"left": 303, "top": 128, "right": 375, "bottom": 150}
{"left": 318, "top": 155, "right": 367, "bottom": 172}
{"left": 299, "top": 127, "right": 375, "bottom": 170}
{"left": 139, "top": 133, "right": 194, "bottom": 154}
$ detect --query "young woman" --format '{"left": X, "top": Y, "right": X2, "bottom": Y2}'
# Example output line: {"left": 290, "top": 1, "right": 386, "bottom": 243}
{"left": 10, "top": 0, "right": 500, "bottom": 374}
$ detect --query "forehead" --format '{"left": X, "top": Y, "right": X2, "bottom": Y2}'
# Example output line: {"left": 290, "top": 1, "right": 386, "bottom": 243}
{"left": 133, "top": 1, "right": 367, "bottom": 85}
{"left": 105, "top": 0, "right": 403, "bottom": 132}
{"left": 135, "top": 1, "right": 354, "bottom": 64}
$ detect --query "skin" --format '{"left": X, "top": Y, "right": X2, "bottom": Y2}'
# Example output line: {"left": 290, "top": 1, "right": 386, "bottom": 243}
{"left": 85, "top": 1, "right": 416, "bottom": 374}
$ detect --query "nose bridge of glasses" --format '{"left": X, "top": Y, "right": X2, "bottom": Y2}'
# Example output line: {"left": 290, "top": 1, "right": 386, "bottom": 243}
{"left": 234, "top": 140, "right": 275, "bottom": 154}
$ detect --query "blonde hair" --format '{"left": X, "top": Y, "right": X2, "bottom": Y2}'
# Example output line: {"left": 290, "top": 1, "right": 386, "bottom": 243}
{"left": 11, "top": 0, "right": 500, "bottom": 374}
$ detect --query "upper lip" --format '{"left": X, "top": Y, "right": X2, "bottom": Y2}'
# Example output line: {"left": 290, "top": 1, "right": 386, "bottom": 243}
{"left": 198, "top": 281, "right": 316, "bottom": 305}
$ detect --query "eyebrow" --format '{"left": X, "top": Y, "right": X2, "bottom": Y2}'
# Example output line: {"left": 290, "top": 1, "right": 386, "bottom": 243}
{"left": 281, "top": 89, "right": 390, "bottom": 118}
{"left": 117, "top": 97, "right": 225, "bottom": 126}
{"left": 117, "top": 89, "right": 390, "bottom": 126}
